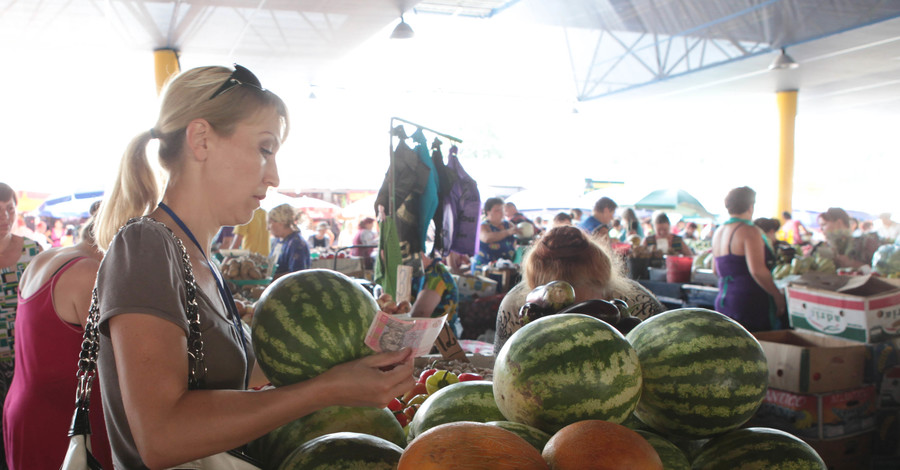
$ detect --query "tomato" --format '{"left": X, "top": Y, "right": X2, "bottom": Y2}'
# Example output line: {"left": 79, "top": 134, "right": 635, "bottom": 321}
{"left": 403, "top": 403, "right": 420, "bottom": 421}
{"left": 417, "top": 368, "right": 438, "bottom": 384}
{"left": 457, "top": 373, "right": 483, "bottom": 382}
{"left": 402, "top": 382, "right": 428, "bottom": 403}
{"left": 388, "top": 397, "right": 405, "bottom": 412}
{"left": 406, "top": 393, "right": 428, "bottom": 407}
{"left": 425, "top": 370, "right": 459, "bottom": 395}
{"left": 393, "top": 411, "right": 409, "bottom": 427}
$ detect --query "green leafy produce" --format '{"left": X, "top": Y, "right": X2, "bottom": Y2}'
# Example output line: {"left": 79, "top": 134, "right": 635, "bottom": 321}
{"left": 873, "top": 244, "right": 900, "bottom": 276}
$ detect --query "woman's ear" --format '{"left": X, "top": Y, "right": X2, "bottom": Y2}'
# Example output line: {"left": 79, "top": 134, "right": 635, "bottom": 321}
{"left": 185, "top": 118, "right": 212, "bottom": 161}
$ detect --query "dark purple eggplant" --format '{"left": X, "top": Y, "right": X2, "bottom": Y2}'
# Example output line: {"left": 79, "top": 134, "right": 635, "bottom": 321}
{"left": 518, "top": 302, "right": 553, "bottom": 324}
{"left": 524, "top": 280, "right": 576, "bottom": 313}
{"left": 558, "top": 299, "right": 621, "bottom": 326}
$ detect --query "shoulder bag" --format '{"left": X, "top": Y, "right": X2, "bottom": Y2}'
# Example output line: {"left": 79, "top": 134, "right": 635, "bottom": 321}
{"left": 61, "top": 221, "right": 261, "bottom": 470}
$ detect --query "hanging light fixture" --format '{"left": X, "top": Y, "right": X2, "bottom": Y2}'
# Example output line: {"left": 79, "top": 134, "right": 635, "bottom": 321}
{"left": 390, "top": 15, "right": 414, "bottom": 39}
{"left": 769, "top": 48, "right": 799, "bottom": 70}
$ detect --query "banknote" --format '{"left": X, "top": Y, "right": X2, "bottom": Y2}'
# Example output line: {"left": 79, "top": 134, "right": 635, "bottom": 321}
{"left": 364, "top": 310, "right": 447, "bottom": 357}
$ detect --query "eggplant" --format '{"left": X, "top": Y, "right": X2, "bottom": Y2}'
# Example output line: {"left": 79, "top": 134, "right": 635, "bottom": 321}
{"left": 558, "top": 299, "right": 621, "bottom": 326}
{"left": 614, "top": 315, "right": 642, "bottom": 335}
{"left": 524, "top": 280, "right": 576, "bottom": 313}
{"left": 518, "top": 302, "right": 553, "bottom": 324}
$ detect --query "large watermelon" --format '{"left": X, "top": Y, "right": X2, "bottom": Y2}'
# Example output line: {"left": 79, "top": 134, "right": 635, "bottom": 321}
{"left": 634, "top": 430, "right": 691, "bottom": 470}
{"left": 407, "top": 380, "right": 506, "bottom": 442}
{"left": 252, "top": 269, "right": 378, "bottom": 386}
{"left": 625, "top": 308, "right": 767, "bottom": 439}
{"left": 492, "top": 314, "right": 642, "bottom": 434}
{"left": 691, "top": 427, "right": 826, "bottom": 470}
{"left": 248, "top": 406, "right": 405, "bottom": 469}
{"left": 485, "top": 421, "right": 552, "bottom": 452}
{"left": 277, "top": 432, "right": 403, "bottom": 470}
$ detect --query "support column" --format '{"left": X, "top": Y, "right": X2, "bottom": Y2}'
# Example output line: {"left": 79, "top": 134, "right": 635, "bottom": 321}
{"left": 776, "top": 90, "right": 798, "bottom": 219}
{"left": 153, "top": 48, "right": 181, "bottom": 96}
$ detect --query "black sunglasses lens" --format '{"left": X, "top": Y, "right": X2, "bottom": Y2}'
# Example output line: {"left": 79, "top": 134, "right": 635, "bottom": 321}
{"left": 232, "top": 64, "right": 262, "bottom": 89}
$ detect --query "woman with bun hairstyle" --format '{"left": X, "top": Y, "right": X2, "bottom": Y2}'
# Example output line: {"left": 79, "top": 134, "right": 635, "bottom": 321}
{"left": 92, "top": 65, "right": 413, "bottom": 468}
{"left": 494, "top": 226, "right": 664, "bottom": 352}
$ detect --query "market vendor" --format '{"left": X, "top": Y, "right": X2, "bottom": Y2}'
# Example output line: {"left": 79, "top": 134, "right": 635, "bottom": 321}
{"left": 411, "top": 253, "right": 462, "bottom": 337}
{"left": 577, "top": 197, "right": 617, "bottom": 238}
{"left": 494, "top": 226, "right": 665, "bottom": 353}
{"left": 267, "top": 203, "right": 310, "bottom": 278}
{"left": 642, "top": 212, "right": 693, "bottom": 257}
{"left": 814, "top": 207, "right": 881, "bottom": 269}
{"left": 472, "top": 197, "right": 517, "bottom": 273}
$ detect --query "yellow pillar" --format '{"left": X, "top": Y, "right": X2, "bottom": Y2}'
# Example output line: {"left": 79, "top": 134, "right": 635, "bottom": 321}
{"left": 153, "top": 48, "right": 181, "bottom": 96}
{"left": 776, "top": 90, "right": 798, "bottom": 219}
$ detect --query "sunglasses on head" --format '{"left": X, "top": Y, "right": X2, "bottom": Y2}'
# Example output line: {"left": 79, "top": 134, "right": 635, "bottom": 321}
{"left": 208, "top": 64, "right": 264, "bottom": 100}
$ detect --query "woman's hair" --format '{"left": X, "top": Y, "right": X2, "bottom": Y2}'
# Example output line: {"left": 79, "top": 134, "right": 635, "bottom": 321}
{"left": 653, "top": 212, "right": 671, "bottom": 226}
{"left": 754, "top": 217, "right": 780, "bottom": 233}
{"left": 819, "top": 207, "right": 850, "bottom": 227}
{"left": 316, "top": 221, "right": 329, "bottom": 230}
{"left": 621, "top": 208, "right": 636, "bottom": 222}
{"left": 523, "top": 226, "right": 631, "bottom": 299}
{"left": 483, "top": 197, "right": 504, "bottom": 215}
{"left": 782, "top": 211, "right": 792, "bottom": 220}
{"left": 724, "top": 186, "right": 756, "bottom": 215}
{"left": 268, "top": 204, "right": 298, "bottom": 231}
{"left": 0, "top": 183, "right": 16, "bottom": 204}
{"left": 553, "top": 212, "right": 572, "bottom": 224}
{"left": 358, "top": 217, "right": 375, "bottom": 229}
{"left": 80, "top": 200, "right": 102, "bottom": 245}
{"left": 95, "top": 65, "right": 290, "bottom": 250}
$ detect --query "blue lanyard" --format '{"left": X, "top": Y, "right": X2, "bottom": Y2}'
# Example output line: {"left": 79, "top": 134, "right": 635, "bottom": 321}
{"left": 157, "top": 202, "right": 250, "bottom": 388}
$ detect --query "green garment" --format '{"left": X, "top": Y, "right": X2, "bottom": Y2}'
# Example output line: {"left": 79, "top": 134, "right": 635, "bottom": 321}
{"left": 374, "top": 217, "right": 401, "bottom": 298}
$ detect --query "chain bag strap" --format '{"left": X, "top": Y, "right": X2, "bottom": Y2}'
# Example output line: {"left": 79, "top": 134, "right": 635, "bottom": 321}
{"left": 62, "top": 219, "right": 259, "bottom": 470}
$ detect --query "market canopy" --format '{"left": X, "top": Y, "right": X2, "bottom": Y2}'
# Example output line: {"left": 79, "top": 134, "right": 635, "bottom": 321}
{"left": 260, "top": 192, "right": 341, "bottom": 219}
{"left": 37, "top": 190, "right": 104, "bottom": 219}
{"left": 633, "top": 188, "right": 715, "bottom": 219}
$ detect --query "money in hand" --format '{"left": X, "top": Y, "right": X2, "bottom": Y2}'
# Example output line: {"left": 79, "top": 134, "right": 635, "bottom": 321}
{"left": 364, "top": 310, "right": 447, "bottom": 357}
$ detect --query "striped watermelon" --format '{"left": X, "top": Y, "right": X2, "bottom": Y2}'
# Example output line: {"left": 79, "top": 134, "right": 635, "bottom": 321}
{"left": 248, "top": 406, "right": 405, "bottom": 468}
{"left": 634, "top": 430, "right": 691, "bottom": 470}
{"left": 492, "top": 314, "right": 642, "bottom": 434}
{"left": 252, "top": 269, "right": 377, "bottom": 386}
{"left": 407, "top": 380, "right": 505, "bottom": 442}
{"left": 277, "top": 432, "right": 403, "bottom": 470}
{"left": 625, "top": 308, "right": 768, "bottom": 439}
{"left": 485, "top": 421, "right": 552, "bottom": 452}
{"left": 691, "top": 427, "right": 826, "bottom": 470}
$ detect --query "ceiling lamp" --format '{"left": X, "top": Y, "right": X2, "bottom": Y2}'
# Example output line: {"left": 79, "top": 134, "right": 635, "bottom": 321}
{"left": 390, "top": 15, "right": 414, "bottom": 39}
{"left": 769, "top": 48, "right": 799, "bottom": 70}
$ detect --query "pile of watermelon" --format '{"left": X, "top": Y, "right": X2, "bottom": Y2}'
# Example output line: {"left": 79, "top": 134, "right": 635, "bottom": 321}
{"left": 247, "top": 269, "right": 826, "bottom": 469}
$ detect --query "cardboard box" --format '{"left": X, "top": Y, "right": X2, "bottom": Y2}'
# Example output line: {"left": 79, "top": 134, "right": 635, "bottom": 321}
{"left": 865, "top": 339, "right": 900, "bottom": 385}
{"left": 805, "top": 432, "right": 873, "bottom": 470}
{"left": 751, "top": 386, "right": 877, "bottom": 439}
{"left": 879, "top": 366, "right": 900, "bottom": 408}
{"left": 754, "top": 330, "right": 866, "bottom": 394}
{"left": 453, "top": 274, "right": 498, "bottom": 302}
{"left": 786, "top": 273, "right": 900, "bottom": 343}
{"left": 873, "top": 409, "right": 899, "bottom": 456}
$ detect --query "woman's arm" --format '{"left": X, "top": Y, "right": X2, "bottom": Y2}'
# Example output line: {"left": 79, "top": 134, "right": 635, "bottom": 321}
{"left": 109, "top": 313, "right": 414, "bottom": 469}
{"left": 479, "top": 223, "right": 515, "bottom": 244}
{"left": 743, "top": 229, "right": 786, "bottom": 316}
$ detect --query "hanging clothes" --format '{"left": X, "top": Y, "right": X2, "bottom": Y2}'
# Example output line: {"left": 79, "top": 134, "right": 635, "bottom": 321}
{"left": 374, "top": 217, "right": 401, "bottom": 298}
{"left": 412, "top": 128, "right": 439, "bottom": 256}
{"left": 443, "top": 145, "right": 481, "bottom": 257}
{"left": 374, "top": 126, "right": 430, "bottom": 272}
{"left": 429, "top": 138, "right": 455, "bottom": 257}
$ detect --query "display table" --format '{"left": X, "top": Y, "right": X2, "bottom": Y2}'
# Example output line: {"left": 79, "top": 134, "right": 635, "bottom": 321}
{"left": 310, "top": 257, "right": 366, "bottom": 278}
{"left": 483, "top": 267, "right": 519, "bottom": 294}
{"left": 638, "top": 280, "right": 718, "bottom": 310}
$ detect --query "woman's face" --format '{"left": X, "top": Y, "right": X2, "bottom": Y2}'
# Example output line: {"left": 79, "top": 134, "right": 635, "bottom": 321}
{"left": 211, "top": 107, "right": 283, "bottom": 226}
{"left": 267, "top": 219, "right": 291, "bottom": 239}
{"left": 655, "top": 222, "right": 671, "bottom": 239}
{"left": 0, "top": 198, "right": 15, "bottom": 238}
{"left": 486, "top": 204, "right": 504, "bottom": 224}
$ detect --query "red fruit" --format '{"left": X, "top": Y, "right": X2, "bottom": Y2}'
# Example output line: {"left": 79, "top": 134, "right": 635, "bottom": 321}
{"left": 458, "top": 373, "right": 484, "bottom": 382}
{"left": 403, "top": 404, "right": 420, "bottom": 421}
{"left": 388, "top": 397, "right": 405, "bottom": 412}
{"left": 418, "top": 368, "right": 438, "bottom": 384}
{"left": 402, "top": 383, "right": 428, "bottom": 403}
{"left": 394, "top": 411, "right": 409, "bottom": 427}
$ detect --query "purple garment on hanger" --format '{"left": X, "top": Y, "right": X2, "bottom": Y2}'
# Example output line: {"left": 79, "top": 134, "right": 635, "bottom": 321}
{"left": 443, "top": 145, "right": 481, "bottom": 257}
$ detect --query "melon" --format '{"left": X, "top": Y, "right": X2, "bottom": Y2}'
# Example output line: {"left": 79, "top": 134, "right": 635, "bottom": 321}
{"left": 399, "top": 421, "right": 548, "bottom": 470}
{"left": 407, "top": 380, "right": 505, "bottom": 442}
{"left": 277, "top": 432, "right": 403, "bottom": 470}
{"left": 248, "top": 406, "right": 405, "bottom": 468}
{"left": 493, "top": 314, "right": 642, "bottom": 434}
{"left": 691, "top": 427, "right": 826, "bottom": 470}
{"left": 625, "top": 308, "right": 768, "bottom": 439}
{"left": 252, "top": 269, "right": 378, "bottom": 386}
{"left": 485, "top": 421, "right": 552, "bottom": 452}
{"left": 634, "top": 430, "right": 691, "bottom": 470}
{"left": 542, "top": 420, "right": 662, "bottom": 470}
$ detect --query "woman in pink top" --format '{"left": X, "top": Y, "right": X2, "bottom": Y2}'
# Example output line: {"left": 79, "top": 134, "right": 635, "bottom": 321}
{"left": 3, "top": 202, "right": 112, "bottom": 469}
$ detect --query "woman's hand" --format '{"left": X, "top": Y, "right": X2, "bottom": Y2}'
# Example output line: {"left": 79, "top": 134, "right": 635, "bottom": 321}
{"left": 774, "top": 292, "right": 787, "bottom": 317}
{"left": 315, "top": 348, "right": 415, "bottom": 408}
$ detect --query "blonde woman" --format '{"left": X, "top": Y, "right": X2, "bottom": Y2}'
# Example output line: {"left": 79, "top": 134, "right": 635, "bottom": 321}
{"left": 93, "top": 65, "right": 413, "bottom": 468}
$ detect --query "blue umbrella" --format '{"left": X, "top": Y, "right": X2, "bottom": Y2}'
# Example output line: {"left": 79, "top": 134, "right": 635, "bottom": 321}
{"left": 38, "top": 190, "right": 104, "bottom": 218}
{"left": 633, "top": 188, "right": 715, "bottom": 219}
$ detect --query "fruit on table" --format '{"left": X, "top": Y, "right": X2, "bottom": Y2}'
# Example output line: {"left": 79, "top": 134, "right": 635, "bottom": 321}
{"left": 457, "top": 372, "right": 483, "bottom": 382}
{"left": 401, "top": 382, "right": 428, "bottom": 403}
{"left": 634, "top": 430, "right": 691, "bottom": 470}
{"left": 691, "top": 427, "right": 826, "bottom": 470}
{"left": 519, "top": 280, "right": 577, "bottom": 323}
{"left": 248, "top": 406, "right": 406, "bottom": 469}
{"left": 406, "top": 380, "right": 505, "bottom": 442}
{"left": 251, "top": 269, "right": 377, "bottom": 386}
{"left": 493, "top": 314, "right": 642, "bottom": 434}
{"left": 424, "top": 370, "right": 459, "bottom": 395}
{"left": 277, "top": 432, "right": 403, "bottom": 470}
{"left": 399, "top": 422, "right": 549, "bottom": 470}
{"left": 484, "top": 420, "right": 552, "bottom": 452}
{"left": 625, "top": 308, "right": 768, "bottom": 439}
{"left": 541, "top": 420, "right": 662, "bottom": 470}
